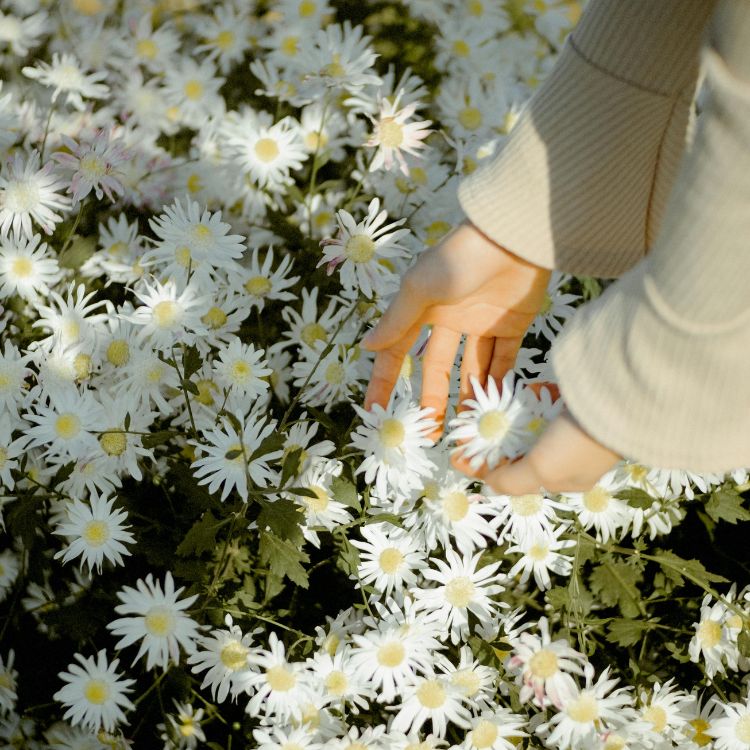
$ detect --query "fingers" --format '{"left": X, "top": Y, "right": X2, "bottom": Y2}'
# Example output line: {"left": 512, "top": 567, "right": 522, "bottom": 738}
{"left": 482, "top": 409, "right": 622, "bottom": 495}
{"left": 361, "top": 274, "right": 425, "bottom": 352}
{"left": 488, "top": 336, "right": 522, "bottom": 386}
{"left": 420, "top": 326, "right": 462, "bottom": 440}
{"left": 363, "top": 321, "right": 422, "bottom": 411}
{"left": 459, "top": 335, "right": 494, "bottom": 406}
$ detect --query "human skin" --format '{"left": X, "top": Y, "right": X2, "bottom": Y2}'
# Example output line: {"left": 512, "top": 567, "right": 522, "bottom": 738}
{"left": 360, "top": 220, "right": 622, "bottom": 494}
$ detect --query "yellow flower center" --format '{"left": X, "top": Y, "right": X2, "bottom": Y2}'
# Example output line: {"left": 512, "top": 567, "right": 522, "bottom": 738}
{"left": 528, "top": 542, "right": 549, "bottom": 561}
{"left": 301, "top": 322, "right": 327, "bottom": 348}
{"left": 459, "top": 107, "right": 483, "bottom": 131}
{"left": 215, "top": 29, "right": 234, "bottom": 50}
{"left": 136, "top": 38, "right": 158, "bottom": 59}
{"left": 690, "top": 719, "right": 712, "bottom": 747}
{"left": 472, "top": 720, "right": 498, "bottom": 749}
{"left": 444, "top": 576, "right": 475, "bottom": 607}
{"left": 324, "top": 362, "right": 344, "bottom": 385}
{"left": 530, "top": 648, "right": 559, "bottom": 679}
{"left": 83, "top": 520, "right": 109, "bottom": 547}
{"left": 698, "top": 619, "right": 722, "bottom": 648}
{"left": 152, "top": 300, "right": 180, "bottom": 328}
{"left": 379, "top": 418, "right": 405, "bottom": 448}
{"left": 73, "top": 353, "right": 92, "bottom": 381}
{"left": 255, "top": 137, "right": 280, "bottom": 163}
{"left": 526, "top": 416, "right": 546, "bottom": 435}
{"left": 452, "top": 39, "right": 470, "bottom": 57}
{"left": 567, "top": 693, "right": 599, "bottom": 723}
{"left": 244, "top": 276, "right": 272, "bottom": 297}
{"left": 304, "top": 485, "right": 329, "bottom": 513}
{"left": 220, "top": 640, "right": 249, "bottom": 671}
{"left": 325, "top": 670, "right": 348, "bottom": 696}
{"left": 0, "top": 447, "right": 7, "bottom": 468}
{"left": 582, "top": 485, "right": 611, "bottom": 513}
{"left": 201, "top": 306, "right": 227, "bottom": 329}
{"left": 377, "top": 641, "right": 405, "bottom": 667}
{"left": 443, "top": 490, "right": 469, "bottom": 521}
{"left": 478, "top": 410, "right": 509, "bottom": 440}
{"left": 416, "top": 680, "right": 446, "bottom": 708}
{"left": 280, "top": 36, "right": 299, "bottom": 57}
{"left": 175, "top": 246, "right": 192, "bottom": 268}
{"left": 84, "top": 679, "right": 109, "bottom": 705}
{"left": 299, "top": 0, "right": 316, "bottom": 16}
{"left": 11, "top": 256, "right": 33, "bottom": 278}
{"left": 80, "top": 153, "right": 105, "bottom": 177}
{"left": 196, "top": 379, "right": 217, "bottom": 406}
{"left": 727, "top": 614, "right": 744, "bottom": 630}
{"left": 378, "top": 117, "right": 404, "bottom": 148}
{"left": 643, "top": 704, "right": 668, "bottom": 733}
{"left": 56, "top": 413, "right": 81, "bottom": 440}
{"left": 425, "top": 220, "right": 451, "bottom": 246}
{"left": 468, "top": 0, "right": 484, "bottom": 14}
{"left": 345, "top": 234, "right": 376, "bottom": 263}
{"left": 0, "top": 672, "right": 12, "bottom": 689}
{"left": 736, "top": 715, "right": 750, "bottom": 744}
{"left": 100, "top": 431, "right": 127, "bottom": 456}
{"left": 72, "top": 0, "right": 103, "bottom": 13}
{"left": 147, "top": 365, "right": 164, "bottom": 383}
{"left": 187, "top": 173, "right": 202, "bottom": 193}
{"left": 324, "top": 54, "right": 345, "bottom": 78}
{"left": 145, "top": 606, "right": 175, "bottom": 637}
{"left": 305, "top": 131, "right": 328, "bottom": 151}
{"left": 379, "top": 547, "right": 404, "bottom": 574}
{"left": 230, "top": 360, "right": 252, "bottom": 383}
{"left": 184, "top": 80, "right": 204, "bottom": 101}
{"left": 511, "top": 493, "right": 543, "bottom": 515}
{"left": 266, "top": 665, "right": 296, "bottom": 691}
{"left": 452, "top": 669, "right": 481, "bottom": 695}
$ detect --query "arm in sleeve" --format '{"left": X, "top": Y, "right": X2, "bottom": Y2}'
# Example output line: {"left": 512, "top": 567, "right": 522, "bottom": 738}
{"left": 457, "top": 0, "right": 716, "bottom": 279}
{"left": 549, "top": 0, "right": 750, "bottom": 472}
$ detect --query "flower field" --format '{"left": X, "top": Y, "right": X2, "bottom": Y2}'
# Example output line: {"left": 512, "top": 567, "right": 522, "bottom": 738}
{"left": 1, "top": 0, "right": 749, "bottom": 748}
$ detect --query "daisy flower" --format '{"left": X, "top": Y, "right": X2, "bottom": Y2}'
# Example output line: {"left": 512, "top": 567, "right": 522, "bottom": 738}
{"left": 505, "top": 617, "right": 587, "bottom": 709}
{"left": 0, "top": 650, "right": 17, "bottom": 714}
{"left": 366, "top": 91, "right": 433, "bottom": 176}
{"left": 462, "top": 708, "right": 528, "bottom": 750}
{"left": 536, "top": 667, "right": 634, "bottom": 750}
{"left": 163, "top": 56, "right": 225, "bottom": 128}
{"left": 309, "top": 646, "right": 376, "bottom": 714}
{"left": 487, "top": 489, "right": 566, "bottom": 545}
{"left": 212, "top": 337, "right": 272, "bottom": 402}
{"left": 51, "top": 130, "right": 129, "bottom": 204}
{"left": 245, "top": 631, "right": 314, "bottom": 723}
{"left": 637, "top": 679, "right": 694, "bottom": 745}
{"left": 688, "top": 594, "right": 740, "bottom": 678}
{"left": 107, "top": 571, "right": 201, "bottom": 671}
{"left": 22, "top": 52, "right": 109, "bottom": 110}
{"left": 0, "top": 9, "right": 49, "bottom": 57}
{"left": 234, "top": 246, "right": 299, "bottom": 312}
{"left": 526, "top": 271, "right": 580, "bottom": 344}
{"left": 187, "top": 614, "right": 260, "bottom": 703}
{"left": 0, "top": 340, "right": 32, "bottom": 415}
{"left": 190, "top": 414, "right": 282, "bottom": 502}
{"left": 253, "top": 725, "right": 326, "bottom": 750}
{"left": 281, "top": 287, "right": 344, "bottom": 352}
{"left": 351, "top": 521, "right": 427, "bottom": 598}
{"left": 708, "top": 698, "right": 750, "bottom": 750}
{"left": 158, "top": 701, "right": 206, "bottom": 750}
{"left": 282, "top": 417, "right": 335, "bottom": 470}
{"left": 412, "top": 548, "right": 505, "bottom": 645}
{"left": 506, "top": 526, "right": 575, "bottom": 591}
{"left": 53, "top": 650, "right": 135, "bottom": 733}
{"left": 116, "top": 14, "right": 180, "bottom": 74}
{"left": 0, "top": 549, "right": 20, "bottom": 600}
{"left": 53, "top": 493, "right": 135, "bottom": 575}
{"left": 560, "top": 470, "right": 632, "bottom": 543}
{"left": 127, "top": 278, "right": 209, "bottom": 350}
{"left": 319, "top": 198, "right": 409, "bottom": 299}
{"left": 195, "top": 2, "right": 253, "bottom": 74}
{"left": 0, "top": 413, "right": 28, "bottom": 492}
{"left": 0, "top": 150, "right": 71, "bottom": 239}
{"left": 390, "top": 673, "right": 472, "bottom": 738}
{"left": 447, "top": 372, "right": 533, "bottom": 472}
{"left": 0, "top": 231, "right": 62, "bottom": 301}
{"left": 350, "top": 397, "right": 436, "bottom": 499}
{"left": 435, "top": 645, "right": 499, "bottom": 709}
{"left": 114, "top": 346, "right": 181, "bottom": 416}
{"left": 292, "top": 340, "right": 364, "bottom": 410}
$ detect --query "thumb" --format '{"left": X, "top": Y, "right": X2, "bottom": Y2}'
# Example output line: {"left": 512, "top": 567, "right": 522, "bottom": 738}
{"left": 361, "top": 282, "right": 426, "bottom": 351}
{"left": 483, "top": 455, "right": 545, "bottom": 496}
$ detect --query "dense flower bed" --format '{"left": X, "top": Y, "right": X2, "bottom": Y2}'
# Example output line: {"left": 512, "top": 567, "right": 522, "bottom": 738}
{"left": 0, "top": 0, "right": 749, "bottom": 748}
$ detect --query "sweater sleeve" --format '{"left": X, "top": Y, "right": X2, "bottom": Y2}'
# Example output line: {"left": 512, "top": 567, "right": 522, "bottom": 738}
{"left": 457, "top": 0, "right": 716, "bottom": 279}
{"left": 549, "top": 0, "right": 750, "bottom": 473}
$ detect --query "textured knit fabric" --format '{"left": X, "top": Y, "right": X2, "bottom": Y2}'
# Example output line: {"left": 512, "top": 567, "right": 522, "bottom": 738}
{"left": 457, "top": 0, "right": 750, "bottom": 472}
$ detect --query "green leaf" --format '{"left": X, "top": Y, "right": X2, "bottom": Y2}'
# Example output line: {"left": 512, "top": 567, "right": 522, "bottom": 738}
{"left": 123, "top": 413, "right": 131, "bottom": 431}
{"left": 7, "top": 499, "right": 39, "bottom": 550}
{"left": 287, "top": 486, "right": 319, "bottom": 499}
{"left": 257, "top": 498, "right": 304, "bottom": 543}
{"left": 705, "top": 488, "right": 750, "bottom": 525}
{"left": 141, "top": 430, "right": 174, "bottom": 448}
{"left": 546, "top": 586, "right": 571, "bottom": 611}
{"left": 653, "top": 550, "right": 729, "bottom": 587}
{"left": 176, "top": 511, "right": 222, "bottom": 557}
{"left": 182, "top": 344, "right": 203, "bottom": 379}
{"left": 606, "top": 618, "right": 649, "bottom": 647}
{"left": 617, "top": 487, "right": 656, "bottom": 510}
{"left": 225, "top": 449, "right": 243, "bottom": 460}
{"left": 259, "top": 531, "right": 309, "bottom": 588}
{"left": 280, "top": 447, "right": 303, "bottom": 488}
{"left": 331, "top": 476, "right": 361, "bottom": 513}
{"left": 364, "top": 512, "right": 403, "bottom": 528}
{"left": 589, "top": 555, "right": 643, "bottom": 618}
{"left": 249, "top": 431, "right": 286, "bottom": 462}
{"left": 183, "top": 379, "right": 200, "bottom": 396}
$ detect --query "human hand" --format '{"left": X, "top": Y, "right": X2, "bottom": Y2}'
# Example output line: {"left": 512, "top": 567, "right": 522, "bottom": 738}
{"left": 360, "top": 220, "right": 551, "bottom": 440}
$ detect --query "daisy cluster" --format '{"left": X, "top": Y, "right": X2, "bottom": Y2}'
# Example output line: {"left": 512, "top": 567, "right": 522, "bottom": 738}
{"left": 0, "top": 0, "right": 748, "bottom": 748}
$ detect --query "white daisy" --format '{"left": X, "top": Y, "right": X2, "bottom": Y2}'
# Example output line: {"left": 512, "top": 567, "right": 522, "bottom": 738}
{"left": 309, "top": 646, "right": 376, "bottom": 714}
{"left": 350, "top": 397, "right": 436, "bottom": 499}
{"left": 158, "top": 701, "right": 206, "bottom": 750}
{"left": 234, "top": 246, "right": 299, "bottom": 312}
{"left": 0, "top": 231, "right": 62, "bottom": 300}
{"left": 434, "top": 645, "right": 499, "bottom": 709}
{"left": 0, "top": 549, "right": 20, "bottom": 600}
{"left": 0, "top": 340, "right": 32, "bottom": 415}
{"left": 637, "top": 679, "right": 694, "bottom": 745}
{"left": 487, "top": 489, "right": 566, "bottom": 545}
{"left": 462, "top": 708, "right": 528, "bottom": 750}
{"left": 0, "top": 9, "right": 49, "bottom": 57}
{"left": 0, "top": 650, "right": 17, "bottom": 714}
{"left": 0, "top": 412, "right": 28, "bottom": 491}
{"left": 506, "top": 526, "right": 575, "bottom": 591}
{"left": 107, "top": 571, "right": 201, "bottom": 671}
{"left": 53, "top": 650, "right": 135, "bottom": 733}
{"left": 163, "top": 56, "right": 225, "bottom": 128}
{"left": 319, "top": 197, "right": 409, "bottom": 299}
{"left": 0, "top": 150, "right": 71, "bottom": 238}
{"left": 708, "top": 698, "right": 750, "bottom": 750}
{"left": 212, "top": 337, "right": 272, "bottom": 402}
{"left": 412, "top": 548, "right": 505, "bottom": 645}
{"left": 22, "top": 52, "right": 109, "bottom": 110}
{"left": 688, "top": 594, "right": 739, "bottom": 678}
{"left": 447, "top": 371, "right": 533, "bottom": 472}
{"left": 281, "top": 287, "right": 344, "bottom": 352}
{"left": 526, "top": 271, "right": 580, "bottom": 344}
{"left": 195, "top": 2, "right": 253, "bottom": 74}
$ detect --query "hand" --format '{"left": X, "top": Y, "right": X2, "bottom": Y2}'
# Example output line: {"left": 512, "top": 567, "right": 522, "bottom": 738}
{"left": 454, "top": 403, "right": 623, "bottom": 494}
{"left": 361, "top": 220, "right": 551, "bottom": 440}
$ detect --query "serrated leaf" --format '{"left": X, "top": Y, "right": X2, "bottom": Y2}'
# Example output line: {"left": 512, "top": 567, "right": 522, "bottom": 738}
{"left": 546, "top": 586, "right": 570, "bottom": 611}
{"left": 182, "top": 344, "right": 203, "bottom": 379}
{"left": 653, "top": 550, "right": 729, "bottom": 587}
{"left": 606, "top": 618, "right": 649, "bottom": 647}
{"left": 287, "top": 486, "right": 319, "bottom": 499}
{"left": 617, "top": 487, "right": 656, "bottom": 510}
{"left": 589, "top": 555, "right": 643, "bottom": 618}
{"left": 176, "top": 510, "right": 222, "bottom": 557}
{"left": 280, "top": 447, "right": 303, "bottom": 489}
{"left": 141, "top": 430, "right": 174, "bottom": 448}
{"left": 257, "top": 498, "right": 304, "bottom": 543}
{"left": 705, "top": 488, "right": 750, "bottom": 525}
{"left": 259, "top": 531, "right": 309, "bottom": 588}
{"left": 250, "top": 430, "right": 285, "bottom": 462}
{"left": 184, "top": 380, "right": 199, "bottom": 396}
{"left": 331, "top": 476, "right": 361, "bottom": 512}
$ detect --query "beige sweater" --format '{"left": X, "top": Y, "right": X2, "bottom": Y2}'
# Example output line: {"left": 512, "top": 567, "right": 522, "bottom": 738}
{"left": 457, "top": 0, "right": 750, "bottom": 472}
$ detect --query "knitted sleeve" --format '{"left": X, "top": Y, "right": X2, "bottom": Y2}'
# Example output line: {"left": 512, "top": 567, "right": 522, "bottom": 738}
{"left": 549, "top": 0, "right": 750, "bottom": 472}
{"left": 457, "top": 0, "right": 716, "bottom": 279}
